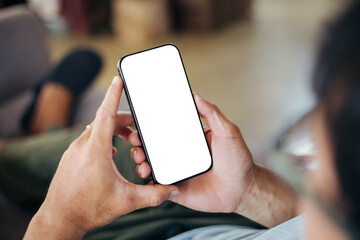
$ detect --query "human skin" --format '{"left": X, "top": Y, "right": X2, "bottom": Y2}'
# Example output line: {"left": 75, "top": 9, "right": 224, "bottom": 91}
{"left": 129, "top": 92, "right": 298, "bottom": 228}
{"left": 24, "top": 77, "right": 179, "bottom": 240}
{"left": 24, "top": 76, "right": 300, "bottom": 239}
{"left": 0, "top": 83, "right": 72, "bottom": 155}
{"left": 23, "top": 73, "right": 353, "bottom": 239}
{"left": 30, "top": 83, "right": 74, "bottom": 134}
{"left": 304, "top": 109, "right": 348, "bottom": 240}
{"left": 132, "top": 94, "right": 352, "bottom": 238}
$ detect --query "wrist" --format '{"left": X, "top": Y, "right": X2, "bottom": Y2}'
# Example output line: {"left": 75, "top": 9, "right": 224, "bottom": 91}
{"left": 235, "top": 164, "right": 298, "bottom": 227}
{"left": 235, "top": 164, "right": 262, "bottom": 216}
{"left": 24, "top": 204, "right": 85, "bottom": 240}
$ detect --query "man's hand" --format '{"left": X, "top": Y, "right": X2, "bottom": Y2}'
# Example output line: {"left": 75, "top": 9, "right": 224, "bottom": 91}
{"left": 126, "top": 92, "right": 254, "bottom": 213}
{"left": 24, "top": 76, "right": 179, "bottom": 240}
{"left": 126, "top": 92, "right": 297, "bottom": 227}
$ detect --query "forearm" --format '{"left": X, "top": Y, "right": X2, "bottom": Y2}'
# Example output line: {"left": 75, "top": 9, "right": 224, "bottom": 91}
{"left": 236, "top": 164, "right": 298, "bottom": 228}
{"left": 24, "top": 205, "right": 85, "bottom": 240}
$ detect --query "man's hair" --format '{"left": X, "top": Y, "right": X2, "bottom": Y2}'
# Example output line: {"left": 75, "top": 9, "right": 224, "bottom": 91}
{"left": 313, "top": 0, "right": 360, "bottom": 226}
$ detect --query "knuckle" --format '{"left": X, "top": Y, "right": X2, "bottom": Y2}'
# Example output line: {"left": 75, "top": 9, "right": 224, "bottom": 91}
{"left": 96, "top": 108, "right": 108, "bottom": 119}
{"left": 209, "top": 103, "right": 239, "bottom": 136}
{"left": 150, "top": 192, "right": 163, "bottom": 207}
{"left": 227, "top": 121, "right": 239, "bottom": 131}
{"left": 210, "top": 103, "right": 220, "bottom": 114}
{"left": 69, "top": 138, "right": 82, "bottom": 150}
{"left": 227, "top": 122, "right": 240, "bottom": 134}
{"left": 96, "top": 108, "right": 115, "bottom": 122}
{"left": 221, "top": 120, "right": 240, "bottom": 137}
{"left": 213, "top": 104, "right": 220, "bottom": 112}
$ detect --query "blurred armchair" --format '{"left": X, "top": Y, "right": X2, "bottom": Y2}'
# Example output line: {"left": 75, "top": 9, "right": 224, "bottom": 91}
{"left": 0, "top": 5, "right": 107, "bottom": 138}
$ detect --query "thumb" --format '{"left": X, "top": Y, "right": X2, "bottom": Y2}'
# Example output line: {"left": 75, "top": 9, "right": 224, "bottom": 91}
{"left": 194, "top": 92, "right": 234, "bottom": 134}
{"left": 133, "top": 184, "right": 180, "bottom": 209}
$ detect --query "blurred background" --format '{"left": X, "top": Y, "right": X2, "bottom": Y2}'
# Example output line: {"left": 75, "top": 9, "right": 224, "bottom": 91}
{"left": 1, "top": 0, "right": 344, "bottom": 162}
{"left": 0, "top": 0, "right": 347, "bottom": 238}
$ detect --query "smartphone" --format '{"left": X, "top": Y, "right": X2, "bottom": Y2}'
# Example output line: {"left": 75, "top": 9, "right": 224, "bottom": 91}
{"left": 118, "top": 44, "right": 212, "bottom": 185}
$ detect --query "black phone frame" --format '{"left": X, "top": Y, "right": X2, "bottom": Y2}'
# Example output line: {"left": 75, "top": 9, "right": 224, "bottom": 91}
{"left": 117, "top": 43, "right": 213, "bottom": 185}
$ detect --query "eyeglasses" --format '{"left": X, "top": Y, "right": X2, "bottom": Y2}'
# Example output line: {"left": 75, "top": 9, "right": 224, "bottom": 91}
{"left": 270, "top": 108, "right": 318, "bottom": 192}
{"left": 269, "top": 107, "right": 360, "bottom": 240}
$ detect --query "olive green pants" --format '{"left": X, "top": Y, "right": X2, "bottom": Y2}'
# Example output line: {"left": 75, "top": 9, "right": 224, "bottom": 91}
{"left": 0, "top": 127, "right": 263, "bottom": 239}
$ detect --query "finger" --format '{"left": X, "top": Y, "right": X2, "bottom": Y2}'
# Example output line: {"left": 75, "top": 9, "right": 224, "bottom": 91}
{"left": 115, "top": 112, "right": 135, "bottom": 141}
{"left": 205, "top": 129, "right": 212, "bottom": 148}
{"left": 90, "top": 76, "right": 123, "bottom": 147}
{"left": 114, "top": 112, "right": 136, "bottom": 133}
{"left": 112, "top": 147, "right": 117, "bottom": 156}
{"left": 76, "top": 121, "right": 94, "bottom": 144}
{"left": 130, "top": 147, "right": 146, "bottom": 164}
{"left": 204, "top": 128, "right": 211, "bottom": 135}
{"left": 116, "top": 126, "right": 134, "bottom": 141}
{"left": 132, "top": 184, "right": 180, "bottom": 209}
{"left": 135, "top": 162, "right": 151, "bottom": 179}
{"left": 128, "top": 131, "right": 142, "bottom": 146}
{"left": 194, "top": 92, "right": 236, "bottom": 136}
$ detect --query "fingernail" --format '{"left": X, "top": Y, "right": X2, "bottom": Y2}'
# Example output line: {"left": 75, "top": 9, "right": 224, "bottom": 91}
{"left": 194, "top": 92, "right": 202, "bottom": 101}
{"left": 130, "top": 148, "right": 136, "bottom": 158}
{"left": 169, "top": 190, "right": 180, "bottom": 200}
{"left": 112, "top": 76, "right": 120, "bottom": 85}
{"left": 133, "top": 149, "right": 136, "bottom": 159}
{"left": 138, "top": 163, "right": 143, "bottom": 174}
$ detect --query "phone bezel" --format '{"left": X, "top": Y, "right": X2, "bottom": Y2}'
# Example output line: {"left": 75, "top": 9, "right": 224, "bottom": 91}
{"left": 117, "top": 43, "right": 213, "bottom": 185}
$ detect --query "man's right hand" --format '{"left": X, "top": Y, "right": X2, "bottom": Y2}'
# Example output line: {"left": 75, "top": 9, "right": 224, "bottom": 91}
{"left": 124, "top": 92, "right": 255, "bottom": 212}
{"left": 123, "top": 92, "right": 297, "bottom": 227}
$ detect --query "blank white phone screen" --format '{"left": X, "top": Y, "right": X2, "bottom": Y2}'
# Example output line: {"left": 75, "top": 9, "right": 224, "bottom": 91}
{"left": 119, "top": 44, "right": 212, "bottom": 185}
